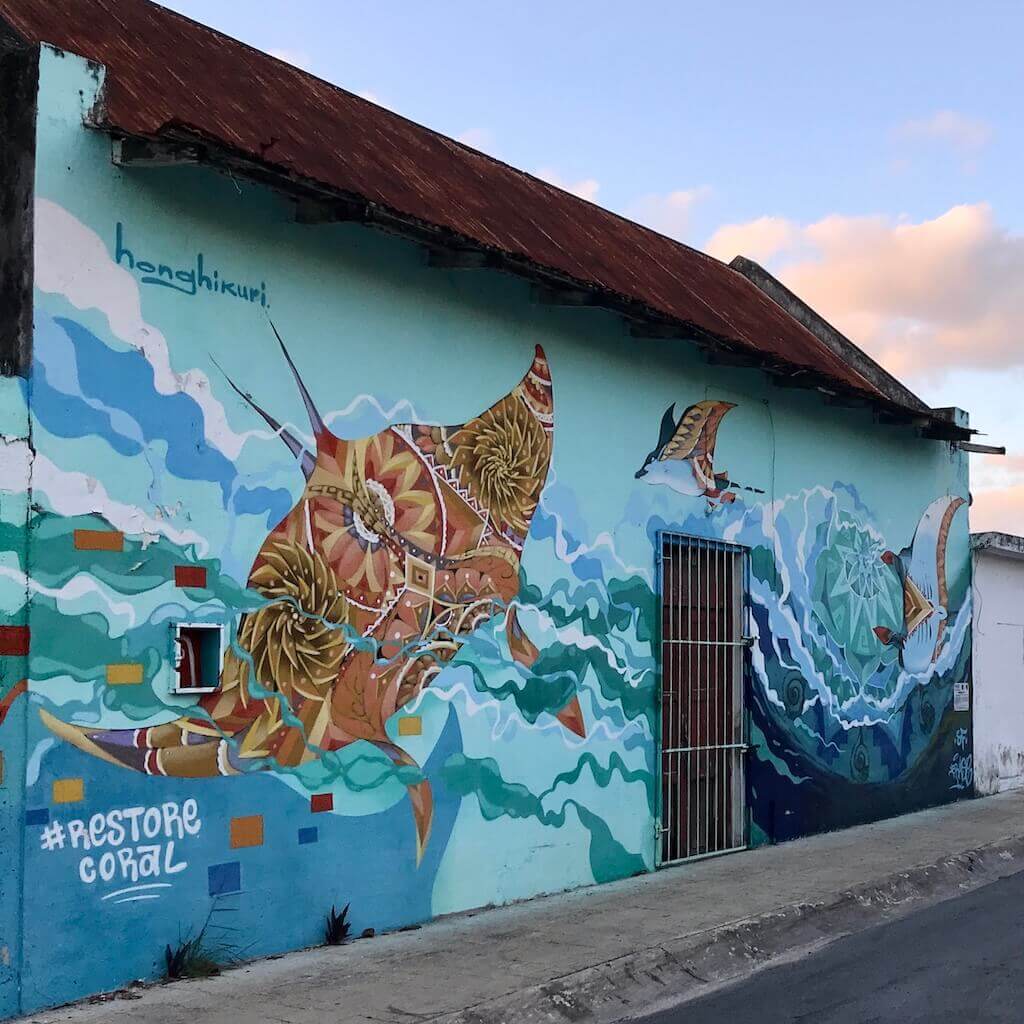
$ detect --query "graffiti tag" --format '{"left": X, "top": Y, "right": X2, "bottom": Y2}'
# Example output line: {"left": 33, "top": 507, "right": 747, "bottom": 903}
{"left": 115, "top": 223, "right": 269, "bottom": 306}
{"left": 948, "top": 752, "right": 973, "bottom": 791}
{"left": 39, "top": 799, "right": 203, "bottom": 887}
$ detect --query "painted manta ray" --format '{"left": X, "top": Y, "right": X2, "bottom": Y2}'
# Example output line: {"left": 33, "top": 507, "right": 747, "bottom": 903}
{"left": 635, "top": 400, "right": 761, "bottom": 504}
{"left": 42, "top": 331, "right": 584, "bottom": 863}
{"left": 873, "top": 494, "right": 966, "bottom": 675}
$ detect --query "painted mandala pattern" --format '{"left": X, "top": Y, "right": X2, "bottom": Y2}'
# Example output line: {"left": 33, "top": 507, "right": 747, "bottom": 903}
{"left": 812, "top": 509, "right": 902, "bottom": 685}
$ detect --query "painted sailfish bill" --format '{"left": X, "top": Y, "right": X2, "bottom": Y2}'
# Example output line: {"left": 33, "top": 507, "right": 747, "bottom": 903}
{"left": 873, "top": 495, "right": 966, "bottom": 674}
{"left": 41, "top": 335, "right": 582, "bottom": 865}
{"left": 635, "top": 400, "right": 761, "bottom": 504}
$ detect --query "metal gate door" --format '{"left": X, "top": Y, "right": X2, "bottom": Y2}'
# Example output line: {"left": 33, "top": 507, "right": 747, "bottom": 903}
{"left": 658, "top": 533, "right": 747, "bottom": 865}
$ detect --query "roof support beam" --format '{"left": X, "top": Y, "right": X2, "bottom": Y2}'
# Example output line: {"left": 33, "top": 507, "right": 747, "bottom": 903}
{"left": 704, "top": 348, "right": 764, "bottom": 370}
{"left": 628, "top": 323, "right": 689, "bottom": 340}
{"left": 294, "top": 197, "right": 368, "bottom": 224}
{"left": 426, "top": 247, "right": 498, "bottom": 269}
{"left": 959, "top": 442, "right": 1005, "bottom": 455}
{"left": 112, "top": 136, "right": 202, "bottom": 167}
{"left": 533, "top": 285, "right": 597, "bottom": 306}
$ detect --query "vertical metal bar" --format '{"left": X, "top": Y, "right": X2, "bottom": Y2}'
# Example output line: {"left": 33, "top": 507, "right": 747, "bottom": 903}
{"left": 668, "top": 536, "right": 674, "bottom": 865}
{"left": 700, "top": 540, "right": 708, "bottom": 860}
{"left": 658, "top": 536, "right": 665, "bottom": 866}
{"left": 667, "top": 536, "right": 675, "bottom": 864}
{"left": 724, "top": 546, "right": 731, "bottom": 851}
{"left": 716, "top": 544, "right": 724, "bottom": 856}
{"left": 665, "top": 536, "right": 671, "bottom": 865}
{"left": 696, "top": 537, "right": 702, "bottom": 856}
{"left": 717, "top": 542, "right": 723, "bottom": 854}
{"left": 734, "top": 548, "right": 744, "bottom": 847}
{"left": 688, "top": 540, "right": 696, "bottom": 860}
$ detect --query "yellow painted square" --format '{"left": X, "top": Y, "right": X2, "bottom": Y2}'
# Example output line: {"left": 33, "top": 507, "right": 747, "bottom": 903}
{"left": 106, "top": 663, "right": 144, "bottom": 686}
{"left": 230, "top": 815, "right": 264, "bottom": 849}
{"left": 397, "top": 715, "right": 423, "bottom": 737}
{"left": 53, "top": 777, "right": 84, "bottom": 804}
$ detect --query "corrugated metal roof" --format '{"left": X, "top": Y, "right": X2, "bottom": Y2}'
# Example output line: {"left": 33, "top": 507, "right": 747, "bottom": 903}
{"left": 0, "top": 0, "right": 956, "bottom": 425}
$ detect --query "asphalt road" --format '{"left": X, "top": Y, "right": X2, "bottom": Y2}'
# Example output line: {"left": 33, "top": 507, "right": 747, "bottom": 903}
{"left": 636, "top": 867, "right": 1024, "bottom": 1024}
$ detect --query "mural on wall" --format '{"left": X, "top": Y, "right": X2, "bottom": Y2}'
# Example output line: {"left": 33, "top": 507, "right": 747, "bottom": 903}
{"left": 872, "top": 495, "right": 966, "bottom": 674}
{"left": 39, "top": 331, "right": 585, "bottom": 861}
{"left": 3, "top": 184, "right": 971, "bottom": 1013}
{"left": 634, "top": 400, "right": 761, "bottom": 507}
{"left": 636, "top": 400, "right": 971, "bottom": 842}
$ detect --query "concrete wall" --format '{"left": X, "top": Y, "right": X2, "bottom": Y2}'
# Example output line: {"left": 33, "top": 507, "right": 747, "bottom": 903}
{"left": 973, "top": 546, "right": 1024, "bottom": 794}
{"left": 0, "top": 45, "right": 975, "bottom": 1015}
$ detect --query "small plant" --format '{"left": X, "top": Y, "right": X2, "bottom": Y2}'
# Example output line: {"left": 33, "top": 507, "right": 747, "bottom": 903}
{"left": 325, "top": 903, "right": 351, "bottom": 945}
{"left": 164, "top": 926, "right": 221, "bottom": 980}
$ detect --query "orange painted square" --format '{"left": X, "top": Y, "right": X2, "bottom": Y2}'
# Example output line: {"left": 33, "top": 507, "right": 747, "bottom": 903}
{"left": 74, "top": 530, "right": 124, "bottom": 552}
{"left": 230, "top": 815, "right": 264, "bottom": 848}
{"left": 53, "top": 778, "right": 84, "bottom": 804}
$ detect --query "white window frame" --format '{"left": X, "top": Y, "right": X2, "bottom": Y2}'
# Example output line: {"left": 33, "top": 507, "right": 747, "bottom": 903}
{"left": 171, "top": 621, "right": 225, "bottom": 695}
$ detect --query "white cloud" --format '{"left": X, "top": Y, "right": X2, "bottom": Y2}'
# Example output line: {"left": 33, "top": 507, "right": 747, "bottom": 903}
{"left": 704, "top": 203, "right": 1024, "bottom": 380}
{"left": 32, "top": 452, "right": 209, "bottom": 554}
{"left": 268, "top": 48, "right": 313, "bottom": 72}
{"left": 534, "top": 167, "right": 601, "bottom": 203}
{"left": 357, "top": 89, "right": 390, "bottom": 109}
{"left": 897, "top": 110, "right": 993, "bottom": 154}
{"left": 456, "top": 128, "right": 495, "bottom": 152}
{"left": 624, "top": 186, "right": 713, "bottom": 241}
{"left": 34, "top": 199, "right": 253, "bottom": 460}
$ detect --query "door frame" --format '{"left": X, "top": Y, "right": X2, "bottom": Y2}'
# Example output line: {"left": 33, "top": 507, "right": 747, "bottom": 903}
{"left": 654, "top": 530, "right": 751, "bottom": 867}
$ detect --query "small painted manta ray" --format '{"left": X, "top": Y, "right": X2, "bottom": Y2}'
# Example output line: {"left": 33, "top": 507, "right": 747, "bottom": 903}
{"left": 635, "top": 400, "right": 761, "bottom": 506}
{"left": 873, "top": 494, "right": 966, "bottom": 675}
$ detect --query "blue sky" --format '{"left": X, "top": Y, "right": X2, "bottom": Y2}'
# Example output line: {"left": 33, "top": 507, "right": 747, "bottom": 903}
{"left": 161, "top": 0, "right": 1024, "bottom": 530}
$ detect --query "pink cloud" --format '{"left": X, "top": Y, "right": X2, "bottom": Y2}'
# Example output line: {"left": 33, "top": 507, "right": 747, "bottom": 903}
{"left": 706, "top": 204, "right": 1024, "bottom": 379}
{"left": 971, "top": 486, "right": 1024, "bottom": 535}
{"left": 625, "top": 186, "right": 713, "bottom": 240}
{"left": 706, "top": 216, "right": 798, "bottom": 262}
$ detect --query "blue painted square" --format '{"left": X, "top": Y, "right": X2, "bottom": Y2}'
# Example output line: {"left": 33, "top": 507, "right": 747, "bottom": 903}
{"left": 298, "top": 826, "right": 318, "bottom": 845}
{"left": 207, "top": 861, "right": 241, "bottom": 896}
{"left": 25, "top": 808, "right": 49, "bottom": 826}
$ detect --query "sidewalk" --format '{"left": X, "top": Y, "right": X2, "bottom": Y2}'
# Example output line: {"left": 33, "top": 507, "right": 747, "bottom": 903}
{"left": 23, "top": 790, "right": 1024, "bottom": 1024}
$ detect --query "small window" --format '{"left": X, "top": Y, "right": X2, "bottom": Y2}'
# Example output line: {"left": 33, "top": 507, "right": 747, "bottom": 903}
{"left": 173, "top": 623, "right": 223, "bottom": 694}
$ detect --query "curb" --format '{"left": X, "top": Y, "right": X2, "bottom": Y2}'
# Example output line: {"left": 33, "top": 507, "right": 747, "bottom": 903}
{"left": 434, "top": 833, "right": 1024, "bottom": 1024}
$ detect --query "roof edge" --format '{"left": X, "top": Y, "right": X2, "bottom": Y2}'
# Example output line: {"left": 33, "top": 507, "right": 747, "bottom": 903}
{"left": 100, "top": 122, "right": 973, "bottom": 442}
{"left": 972, "top": 532, "right": 1024, "bottom": 559}
{"left": 729, "top": 256, "right": 931, "bottom": 414}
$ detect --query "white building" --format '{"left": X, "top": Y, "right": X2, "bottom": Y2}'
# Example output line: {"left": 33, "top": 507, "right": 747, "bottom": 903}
{"left": 972, "top": 532, "right": 1024, "bottom": 794}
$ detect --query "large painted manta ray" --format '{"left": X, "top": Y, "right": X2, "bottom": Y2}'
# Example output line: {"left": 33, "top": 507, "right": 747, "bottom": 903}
{"left": 42, "top": 329, "right": 585, "bottom": 862}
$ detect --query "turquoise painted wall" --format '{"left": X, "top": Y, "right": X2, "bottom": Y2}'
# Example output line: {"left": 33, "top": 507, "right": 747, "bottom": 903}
{"left": 0, "top": 46, "right": 973, "bottom": 1015}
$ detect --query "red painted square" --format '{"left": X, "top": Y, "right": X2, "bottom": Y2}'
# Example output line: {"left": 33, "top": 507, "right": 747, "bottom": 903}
{"left": 174, "top": 565, "right": 208, "bottom": 588}
{"left": 0, "top": 626, "right": 30, "bottom": 657}
{"left": 310, "top": 793, "right": 334, "bottom": 813}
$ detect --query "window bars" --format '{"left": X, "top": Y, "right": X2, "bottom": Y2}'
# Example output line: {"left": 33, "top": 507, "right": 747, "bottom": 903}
{"left": 659, "top": 533, "right": 748, "bottom": 865}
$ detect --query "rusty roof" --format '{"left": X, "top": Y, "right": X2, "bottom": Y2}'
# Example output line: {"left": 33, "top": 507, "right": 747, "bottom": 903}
{"left": 0, "top": 0, "right": 960, "bottom": 428}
